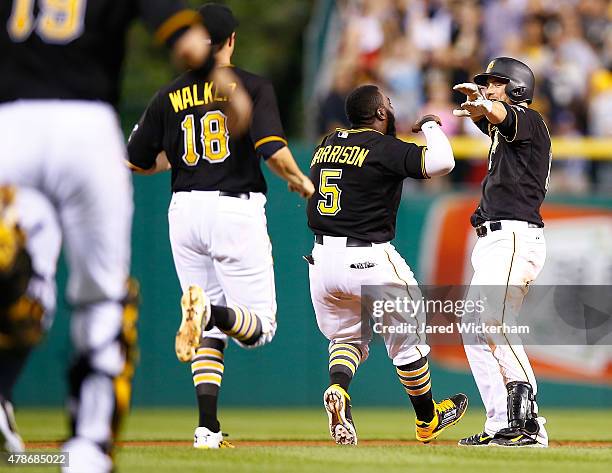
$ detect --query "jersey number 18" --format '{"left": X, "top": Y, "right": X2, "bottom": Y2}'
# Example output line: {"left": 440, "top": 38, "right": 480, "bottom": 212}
{"left": 180, "top": 111, "right": 230, "bottom": 166}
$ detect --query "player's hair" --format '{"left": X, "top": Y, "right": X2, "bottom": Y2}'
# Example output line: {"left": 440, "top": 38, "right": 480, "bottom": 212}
{"left": 345, "top": 85, "right": 383, "bottom": 127}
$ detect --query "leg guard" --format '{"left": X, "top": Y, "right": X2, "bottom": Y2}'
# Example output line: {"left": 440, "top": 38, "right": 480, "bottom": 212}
{"left": 66, "top": 279, "right": 139, "bottom": 464}
{"left": 506, "top": 381, "right": 539, "bottom": 435}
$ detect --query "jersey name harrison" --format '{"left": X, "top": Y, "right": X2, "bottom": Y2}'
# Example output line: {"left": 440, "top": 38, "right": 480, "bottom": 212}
{"left": 310, "top": 145, "right": 369, "bottom": 168}
{"left": 168, "top": 81, "right": 238, "bottom": 113}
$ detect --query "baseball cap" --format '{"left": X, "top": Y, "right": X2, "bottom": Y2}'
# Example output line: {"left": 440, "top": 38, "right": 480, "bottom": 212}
{"left": 199, "top": 3, "right": 239, "bottom": 45}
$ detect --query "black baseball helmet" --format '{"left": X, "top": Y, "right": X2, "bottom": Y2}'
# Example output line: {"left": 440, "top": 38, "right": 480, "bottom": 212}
{"left": 474, "top": 57, "right": 535, "bottom": 104}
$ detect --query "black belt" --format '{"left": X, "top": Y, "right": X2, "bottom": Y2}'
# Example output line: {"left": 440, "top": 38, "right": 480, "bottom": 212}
{"left": 476, "top": 221, "right": 541, "bottom": 238}
{"left": 314, "top": 234, "right": 372, "bottom": 247}
{"left": 219, "top": 191, "right": 250, "bottom": 200}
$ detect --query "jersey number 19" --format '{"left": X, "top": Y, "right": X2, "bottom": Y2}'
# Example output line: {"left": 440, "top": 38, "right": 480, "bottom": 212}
{"left": 8, "top": 0, "right": 87, "bottom": 44}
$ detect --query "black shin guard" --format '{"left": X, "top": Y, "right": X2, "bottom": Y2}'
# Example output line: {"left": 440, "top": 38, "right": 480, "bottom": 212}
{"left": 506, "top": 381, "right": 539, "bottom": 435}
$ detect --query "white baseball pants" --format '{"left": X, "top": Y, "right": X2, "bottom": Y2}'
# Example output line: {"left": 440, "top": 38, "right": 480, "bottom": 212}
{"left": 309, "top": 236, "right": 430, "bottom": 366}
{"left": 463, "top": 220, "right": 548, "bottom": 442}
{"left": 168, "top": 191, "right": 277, "bottom": 345}
{"left": 0, "top": 100, "right": 133, "bottom": 461}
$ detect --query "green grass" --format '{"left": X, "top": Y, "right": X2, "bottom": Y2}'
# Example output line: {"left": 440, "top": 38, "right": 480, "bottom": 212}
{"left": 7, "top": 408, "right": 612, "bottom": 472}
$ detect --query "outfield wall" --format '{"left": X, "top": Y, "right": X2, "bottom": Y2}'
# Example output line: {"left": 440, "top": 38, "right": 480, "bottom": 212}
{"left": 15, "top": 145, "right": 612, "bottom": 408}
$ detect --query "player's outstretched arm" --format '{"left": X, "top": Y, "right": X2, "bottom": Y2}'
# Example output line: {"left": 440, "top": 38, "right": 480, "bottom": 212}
{"left": 265, "top": 147, "right": 315, "bottom": 198}
{"left": 412, "top": 115, "right": 455, "bottom": 177}
{"left": 452, "top": 83, "right": 507, "bottom": 124}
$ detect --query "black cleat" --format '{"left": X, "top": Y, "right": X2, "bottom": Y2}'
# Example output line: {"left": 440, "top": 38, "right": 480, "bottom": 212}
{"left": 458, "top": 431, "right": 493, "bottom": 446}
{"left": 489, "top": 427, "right": 544, "bottom": 447}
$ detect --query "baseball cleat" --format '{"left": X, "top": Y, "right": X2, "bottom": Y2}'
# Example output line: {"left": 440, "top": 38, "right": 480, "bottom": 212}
{"left": 176, "top": 285, "right": 210, "bottom": 362}
{"left": 415, "top": 393, "right": 468, "bottom": 443}
{"left": 193, "top": 427, "right": 235, "bottom": 449}
{"left": 323, "top": 384, "right": 357, "bottom": 445}
{"left": 0, "top": 399, "right": 25, "bottom": 453}
{"left": 458, "top": 431, "right": 493, "bottom": 446}
{"left": 488, "top": 427, "right": 546, "bottom": 448}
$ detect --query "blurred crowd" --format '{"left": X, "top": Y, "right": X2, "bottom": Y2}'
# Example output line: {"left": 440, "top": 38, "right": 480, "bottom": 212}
{"left": 316, "top": 0, "right": 612, "bottom": 193}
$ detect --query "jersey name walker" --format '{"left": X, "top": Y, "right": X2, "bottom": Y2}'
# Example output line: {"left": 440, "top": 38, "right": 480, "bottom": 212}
{"left": 128, "top": 67, "right": 286, "bottom": 193}
{"left": 307, "top": 128, "right": 427, "bottom": 243}
{"left": 0, "top": 0, "right": 198, "bottom": 106}
{"left": 472, "top": 102, "right": 552, "bottom": 227}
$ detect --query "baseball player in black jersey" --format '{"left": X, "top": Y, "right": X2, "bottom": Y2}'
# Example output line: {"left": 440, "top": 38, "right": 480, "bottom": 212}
{"left": 128, "top": 3, "right": 314, "bottom": 449}
{"left": 0, "top": 1, "right": 220, "bottom": 471}
{"left": 453, "top": 57, "right": 552, "bottom": 448}
{"left": 307, "top": 84, "right": 468, "bottom": 445}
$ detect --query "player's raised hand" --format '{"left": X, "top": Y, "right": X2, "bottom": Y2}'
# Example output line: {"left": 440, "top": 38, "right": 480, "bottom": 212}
{"left": 453, "top": 82, "right": 484, "bottom": 100}
{"left": 211, "top": 67, "right": 253, "bottom": 135}
{"left": 172, "top": 24, "right": 211, "bottom": 70}
{"left": 412, "top": 114, "right": 442, "bottom": 133}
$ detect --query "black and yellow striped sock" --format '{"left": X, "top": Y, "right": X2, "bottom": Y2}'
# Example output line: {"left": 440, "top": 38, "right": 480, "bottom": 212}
{"left": 210, "top": 305, "right": 262, "bottom": 345}
{"left": 328, "top": 343, "right": 362, "bottom": 391}
{"left": 191, "top": 338, "right": 225, "bottom": 432}
{"left": 396, "top": 357, "right": 435, "bottom": 422}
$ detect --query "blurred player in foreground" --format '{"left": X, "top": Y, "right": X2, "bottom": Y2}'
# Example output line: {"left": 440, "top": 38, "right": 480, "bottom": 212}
{"left": 128, "top": 3, "right": 314, "bottom": 449}
{"left": 306, "top": 84, "right": 467, "bottom": 445}
{"left": 0, "top": 1, "right": 219, "bottom": 471}
{"left": 453, "top": 57, "right": 551, "bottom": 447}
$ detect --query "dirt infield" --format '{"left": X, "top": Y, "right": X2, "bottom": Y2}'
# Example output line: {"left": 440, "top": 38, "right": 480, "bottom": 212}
{"left": 27, "top": 440, "right": 612, "bottom": 448}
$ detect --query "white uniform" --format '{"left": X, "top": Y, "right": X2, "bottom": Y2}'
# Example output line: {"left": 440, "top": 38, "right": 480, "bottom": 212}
{"left": 309, "top": 237, "right": 429, "bottom": 365}
{"left": 168, "top": 190, "right": 276, "bottom": 345}
{"left": 463, "top": 220, "right": 548, "bottom": 444}
{"left": 0, "top": 100, "right": 133, "bottom": 464}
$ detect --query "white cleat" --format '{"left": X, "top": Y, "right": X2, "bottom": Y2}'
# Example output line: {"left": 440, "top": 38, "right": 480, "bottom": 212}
{"left": 61, "top": 437, "right": 112, "bottom": 473}
{"left": 323, "top": 384, "right": 357, "bottom": 445}
{"left": 176, "top": 285, "right": 211, "bottom": 362}
{"left": 0, "top": 400, "right": 24, "bottom": 453}
{"left": 193, "top": 427, "right": 234, "bottom": 449}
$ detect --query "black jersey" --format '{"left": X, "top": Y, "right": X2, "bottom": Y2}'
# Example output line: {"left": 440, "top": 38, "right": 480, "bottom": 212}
{"left": 127, "top": 66, "right": 287, "bottom": 194}
{"left": 307, "top": 128, "right": 427, "bottom": 243}
{"left": 0, "top": 0, "right": 200, "bottom": 106}
{"left": 472, "top": 102, "right": 552, "bottom": 227}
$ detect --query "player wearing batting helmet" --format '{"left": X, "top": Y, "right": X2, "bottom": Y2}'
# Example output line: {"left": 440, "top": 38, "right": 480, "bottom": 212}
{"left": 453, "top": 57, "right": 552, "bottom": 447}
{"left": 306, "top": 84, "right": 469, "bottom": 445}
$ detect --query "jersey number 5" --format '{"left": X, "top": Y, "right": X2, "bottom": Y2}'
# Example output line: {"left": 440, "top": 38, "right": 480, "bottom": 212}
{"left": 181, "top": 111, "right": 230, "bottom": 166}
{"left": 8, "top": 0, "right": 87, "bottom": 44}
{"left": 317, "top": 169, "right": 342, "bottom": 216}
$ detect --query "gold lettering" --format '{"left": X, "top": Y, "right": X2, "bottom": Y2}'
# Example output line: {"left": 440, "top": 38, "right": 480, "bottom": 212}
{"left": 338, "top": 146, "right": 353, "bottom": 164}
{"left": 320, "top": 145, "right": 331, "bottom": 162}
{"left": 182, "top": 86, "right": 194, "bottom": 109}
{"left": 193, "top": 84, "right": 204, "bottom": 106}
{"left": 168, "top": 90, "right": 184, "bottom": 113}
{"left": 204, "top": 82, "right": 214, "bottom": 104}
{"left": 311, "top": 148, "right": 323, "bottom": 167}
{"left": 328, "top": 146, "right": 342, "bottom": 163}
{"left": 355, "top": 148, "right": 369, "bottom": 167}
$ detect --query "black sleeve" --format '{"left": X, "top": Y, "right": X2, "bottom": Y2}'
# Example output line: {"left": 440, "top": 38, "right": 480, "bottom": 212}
{"left": 127, "top": 92, "right": 165, "bottom": 171}
{"left": 496, "top": 102, "right": 531, "bottom": 142}
{"left": 473, "top": 117, "right": 491, "bottom": 136}
{"left": 250, "top": 80, "right": 288, "bottom": 160}
{"left": 136, "top": 0, "right": 201, "bottom": 46}
{"left": 381, "top": 138, "right": 428, "bottom": 180}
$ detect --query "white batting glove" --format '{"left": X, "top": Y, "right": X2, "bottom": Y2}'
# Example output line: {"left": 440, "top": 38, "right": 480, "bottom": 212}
{"left": 459, "top": 98, "right": 493, "bottom": 116}
{"left": 453, "top": 82, "right": 485, "bottom": 99}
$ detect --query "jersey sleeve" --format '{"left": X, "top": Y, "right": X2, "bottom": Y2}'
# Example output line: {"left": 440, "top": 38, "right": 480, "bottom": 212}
{"left": 127, "top": 92, "right": 165, "bottom": 171}
{"left": 473, "top": 117, "right": 491, "bottom": 136}
{"left": 382, "top": 138, "right": 428, "bottom": 180}
{"left": 136, "top": 0, "right": 201, "bottom": 46}
{"left": 249, "top": 80, "right": 288, "bottom": 160}
{"left": 496, "top": 102, "right": 531, "bottom": 142}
